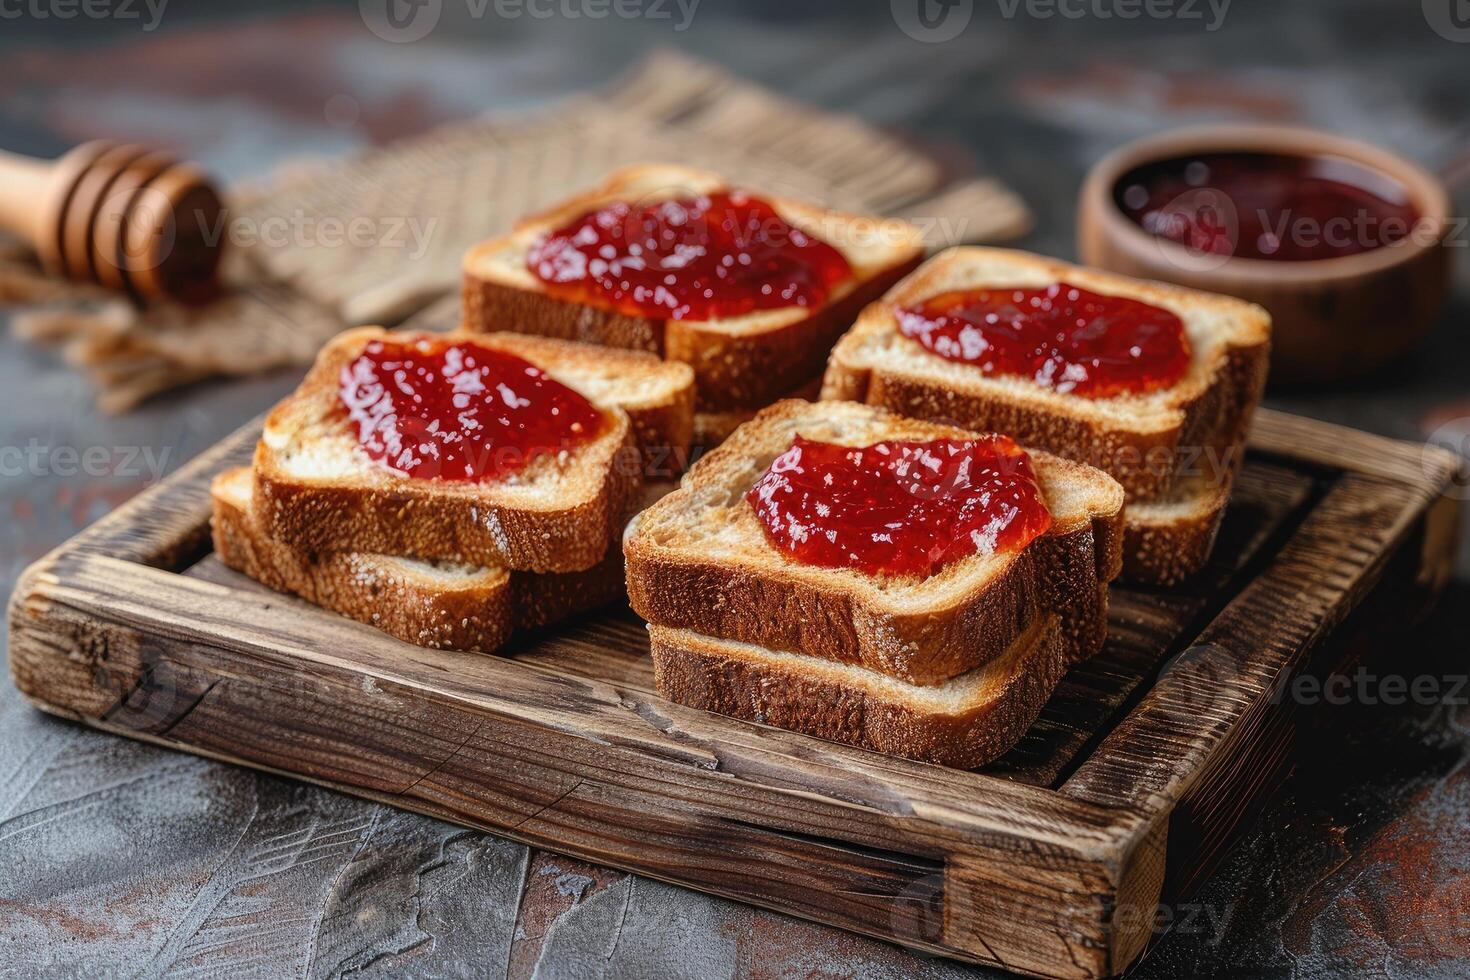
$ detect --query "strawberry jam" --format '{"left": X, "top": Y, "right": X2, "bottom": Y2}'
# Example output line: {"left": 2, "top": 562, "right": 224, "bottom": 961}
{"left": 1115, "top": 152, "right": 1420, "bottom": 261}
{"left": 895, "top": 282, "right": 1191, "bottom": 398}
{"left": 745, "top": 435, "right": 1053, "bottom": 578}
{"left": 526, "top": 191, "right": 853, "bottom": 321}
{"left": 339, "top": 337, "right": 605, "bottom": 482}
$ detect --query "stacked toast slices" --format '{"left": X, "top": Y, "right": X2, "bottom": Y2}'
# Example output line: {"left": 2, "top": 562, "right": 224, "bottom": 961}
{"left": 824, "top": 247, "right": 1271, "bottom": 584}
{"left": 210, "top": 166, "right": 1274, "bottom": 770}
{"left": 212, "top": 327, "right": 694, "bottom": 651}
{"left": 461, "top": 164, "right": 926, "bottom": 443}
{"left": 625, "top": 400, "right": 1126, "bottom": 768}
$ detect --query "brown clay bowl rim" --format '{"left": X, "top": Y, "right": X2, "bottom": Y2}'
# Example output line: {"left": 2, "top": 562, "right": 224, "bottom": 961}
{"left": 1082, "top": 123, "right": 1452, "bottom": 285}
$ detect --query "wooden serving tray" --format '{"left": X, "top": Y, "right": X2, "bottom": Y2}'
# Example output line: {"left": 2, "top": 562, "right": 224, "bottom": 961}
{"left": 8, "top": 409, "right": 1461, "bottom": 979}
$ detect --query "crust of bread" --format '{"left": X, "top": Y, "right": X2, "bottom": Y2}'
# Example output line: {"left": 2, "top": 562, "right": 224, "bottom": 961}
{"left": 648, "top": 613, "right": 1067, "bottom": 769}
{"left": 462, "top": 164, "right": 926, "bottom": 413}
{"left": 822, "top": 246, "right": 1271, "bottom": 502}
{"left": 1122, "top": 500, "right": 1227, "bottom": 588}
{"left": 1061, "top": 582, "right": 1110, "bottom": 667}
{"left": 253, "top": 327, "right": 643, "bottom": 574}
{"left": 212, "top": 468, "right": 626, "bottom": 652}
{"left": 625, "top": 400, "right": 1124, "bottom": 686}
{"left": 464, "top": 275, "right": 664, "bottom": 354}
{"left": 1120, "top": 466, "right": 1238, "bottom": 586}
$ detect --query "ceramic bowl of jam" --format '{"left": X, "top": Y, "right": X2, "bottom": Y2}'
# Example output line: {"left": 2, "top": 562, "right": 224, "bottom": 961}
{"left": 1078, "top": 125, "right": 1452, "bottom": 384}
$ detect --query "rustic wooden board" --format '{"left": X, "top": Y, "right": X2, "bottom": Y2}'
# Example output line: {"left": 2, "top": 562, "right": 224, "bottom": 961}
{"left": 6, "top": 409, "right": 1460, "bottom": 980}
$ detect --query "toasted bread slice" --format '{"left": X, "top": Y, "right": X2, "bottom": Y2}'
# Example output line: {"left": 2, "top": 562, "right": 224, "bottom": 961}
{"left": 462, "top": 164, "right": 927, "bottom": 413}
{"left": 254, "top": 327, "right": 650, "bottom": 574}
{"left": 649, "top": 612, "right": 1066, "bottom": 769}
{"left": 822, "top": 247, "right": 1271, "bottom": 502}
{"left": 212, "top": 467, "right": 628, "bottom": 651}
{"left": 625, "top": 400, "right": 1125, "bottom": 686}
{"left": 1122, "top": 465, "right": 1238, "bottom": 587}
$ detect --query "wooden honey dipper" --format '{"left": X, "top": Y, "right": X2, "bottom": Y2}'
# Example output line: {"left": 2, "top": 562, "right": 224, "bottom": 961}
{"left": 0, "top": 140, "right": 227, "bottom": 304}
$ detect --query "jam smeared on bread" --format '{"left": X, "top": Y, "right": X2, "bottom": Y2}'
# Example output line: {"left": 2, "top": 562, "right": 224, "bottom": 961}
{"left": 895, "top": 282, "right": 1191, "bottom": 398}
{"left": 339, "top": 337, "right": 606, "bottom": 482}
{"left": 745, "top": 434, "right": 1053, "bottom": 577}
{"left": 527, "top": 191, "right": 852, "bottom": 321}
{"left": 1115, "top": 152, "right": 1419, "bottom": 261}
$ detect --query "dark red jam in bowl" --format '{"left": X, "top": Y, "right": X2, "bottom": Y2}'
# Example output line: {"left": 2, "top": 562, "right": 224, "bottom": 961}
{"left": 1115, "top": 152, "right": 1420, "bottom": 262}
{"left": 745, "top": 435, "right": 1053, "bottom": 578}
{"left": 895, "top": 282, "right": 1191, "bottom": 398}
{"left": 339, "top": 338, "right": 605, "bottom": 482}
{"left": 526, "top": 191, "right": 853, "bottom": 321}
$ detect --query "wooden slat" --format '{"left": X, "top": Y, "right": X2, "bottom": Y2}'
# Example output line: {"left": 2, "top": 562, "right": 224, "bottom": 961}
{"left": 1249, "top": 408, "right": 1463, "bottom": 484}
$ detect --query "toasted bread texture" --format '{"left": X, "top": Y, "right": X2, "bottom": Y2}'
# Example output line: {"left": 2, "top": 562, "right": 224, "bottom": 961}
{"left": 254, "top": 327, "right": 647, "bottom": 574}
{"left": 1121, "top": 463, "right": 1238, "bottom": 587}
{"left": 462, "top": 164, "right": 927, "bottom": 413}
{"left": 625, "top": 400, "right": 1125, "bottom": 686}
{"left": 822, "top": 247, "right": 1271, "bottom": 502}
{"left": 212, "top": 467, "right": 627, "bottom": 652}
{"left": 649, "top": 613, "right": 1066, "bottom": 769}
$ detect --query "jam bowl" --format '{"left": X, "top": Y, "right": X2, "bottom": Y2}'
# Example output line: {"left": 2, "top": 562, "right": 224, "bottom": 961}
{"left": 1078, "top": 124, "right": 1452, "bottom": 384}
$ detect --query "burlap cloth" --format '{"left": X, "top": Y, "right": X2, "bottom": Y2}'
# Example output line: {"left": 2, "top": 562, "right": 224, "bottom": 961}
{"left": 1, "top": 52, "right": 1029, "bottom": 413}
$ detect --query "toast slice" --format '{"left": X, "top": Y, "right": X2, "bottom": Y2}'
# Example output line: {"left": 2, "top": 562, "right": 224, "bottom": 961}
{"left": 649, "top": 613, "right": 1066, "bottom": 769}
{"left": 625, "top": 400, "right": 1125, "bottom": 686}
{"left": 212, "top": 468, "right": 627, "bottom": 652}
{"left": 253, "top": 327, "right": 667, "bottom": 574}
{"left": 462, "top": 164, "right": 927, "bottom": 413}
{"left": 822, "top": 246, "right": 1270, "bottom": 503}
{"left": 1121, "top": 465, "right": 1237, "bottom": 586}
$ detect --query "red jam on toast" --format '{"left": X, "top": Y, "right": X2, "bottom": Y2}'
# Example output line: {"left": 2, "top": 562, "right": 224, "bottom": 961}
{"left": 745, "top": 435, "right": 1053, "bottom": 578}
{"left": 895, "top": 282, "right": 1191, "bottom": 398}
{"left": 339, "top": 338, "right": 606, "bottom": 482}
{"left": 527, "top": 191, "right": 852, "bottom": 321}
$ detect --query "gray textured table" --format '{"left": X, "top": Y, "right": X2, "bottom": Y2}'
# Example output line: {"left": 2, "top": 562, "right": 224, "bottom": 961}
{"left": 3, "top": 2, "right": 1469, "bottom": 976}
